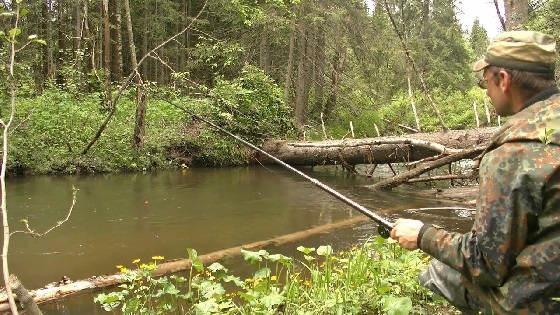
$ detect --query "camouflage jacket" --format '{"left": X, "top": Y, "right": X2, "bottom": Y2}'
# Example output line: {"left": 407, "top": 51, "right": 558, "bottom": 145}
{"left": 418, "top": 87, "right": 560, "bottom": 314}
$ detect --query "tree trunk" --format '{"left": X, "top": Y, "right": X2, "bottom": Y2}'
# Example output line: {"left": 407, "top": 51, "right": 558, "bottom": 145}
{"left": 109, "top": 0, "right": 123, "bottom": 82}
{"left": 504, "top": 0, "right": 528, "bottom": 31}
{"left": 123, "top": 0, "right": 148, "bottom": 150}
{"left": 284, "top": 18, "right": 296, "bottom": 106}
{"left": 314, "top": 25, "right": 325, "bottom": 111}
{"left": 102, "top": 0, "right": 112, "bottom": 109}
{"left": 493, "top": 0, "right": 507, "bottom": 31}
{"left": 259, "top": 27, "right": 271, "bottom": 74}
{"left": 141, "top": 1, "right": 149, "bottom": 78}
{"left": 73, "top": 0, "right": 82, "bottom": 58}
{"left": 294, "top": 12, "right": 309, "bottom": 130}
{"left": 323, "top": 49, "right": 346, "bottom": 121}
{"left": 253, "top": 127, "right": 498, "bottom": 167}
{"left": 407, "top": 75, "right": 421, "bottom": 132}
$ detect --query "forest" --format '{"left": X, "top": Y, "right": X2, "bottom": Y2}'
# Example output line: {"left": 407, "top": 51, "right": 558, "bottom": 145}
{"left": 1, "top": 1, "right": 560, "bottom": 314}
{"left": 0, "top": 0, "right": 556, "bottom": 174}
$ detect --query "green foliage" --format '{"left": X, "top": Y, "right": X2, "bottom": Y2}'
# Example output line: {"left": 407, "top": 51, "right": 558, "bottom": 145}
{"left": 526, "top": 0, "right": 560, "bottom": 81}
{"left": 95, "top": 237, "right": 451, "bottom": 314}
{"left": 379, "top": 87, "right": 491, "bottom": 133}
{"left": 539, "top": 128, "right": 556, "bottom": 145}
{"left": 209, "top": 65, "right": 294, "bottom": 143}
{"left": 469, "top": 18, "right": 489, "bottom": 60}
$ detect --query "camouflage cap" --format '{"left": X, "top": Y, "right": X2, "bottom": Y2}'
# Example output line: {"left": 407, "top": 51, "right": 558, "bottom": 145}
{"left": 473, "top": 31, "right": 557, "bottom": 73}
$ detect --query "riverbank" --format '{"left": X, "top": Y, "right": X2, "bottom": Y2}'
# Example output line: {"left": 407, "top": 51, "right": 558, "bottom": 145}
{"left": 5, "top": 68, "right": 294, "bottom": 175}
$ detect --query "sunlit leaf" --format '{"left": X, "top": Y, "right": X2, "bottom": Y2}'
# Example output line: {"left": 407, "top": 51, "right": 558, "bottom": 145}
{"left": 317, "top": 245, "right": 333, "bottom": 256}
{"left": 187, "top": 248, "right": 203, "bottom": 272}
{"left": 20, "top": 8, "right": 28, "bottom": 17}
{"left": 296, "top": 246, "right": 315, "bottom": 255}
{"left": 254, "top": 267, "right": 270, "bottom": 280}
{"left": 9, "top": 28, "right": 21, "bottom": 39}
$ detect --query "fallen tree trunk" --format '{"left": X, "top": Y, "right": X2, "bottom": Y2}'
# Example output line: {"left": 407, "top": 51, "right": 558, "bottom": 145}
{"left": 0, "top": 216, "right": 369, "bottom": 311}
{"left": 254, "top": 127, "right": 497, "bottom": 166}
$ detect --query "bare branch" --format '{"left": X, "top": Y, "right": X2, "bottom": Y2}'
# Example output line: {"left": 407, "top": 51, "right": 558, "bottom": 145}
{"left": 11, "top": 187, "right": 78, "bottom": 238}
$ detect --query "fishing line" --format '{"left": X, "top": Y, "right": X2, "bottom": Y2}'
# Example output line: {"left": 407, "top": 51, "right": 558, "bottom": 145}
{"left": 157, "top": 96, "right": 394, "bottom": 237}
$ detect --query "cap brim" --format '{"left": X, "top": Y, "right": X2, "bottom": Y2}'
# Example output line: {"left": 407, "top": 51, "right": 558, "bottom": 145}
{"left": 472, "top": 59, "right": 489, "bottom": 72}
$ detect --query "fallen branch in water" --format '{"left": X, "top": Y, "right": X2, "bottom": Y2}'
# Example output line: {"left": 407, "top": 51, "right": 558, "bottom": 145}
{"left": 368, "top": 146, "right": 486, "bottom": 190}
{"left": 406, "top": 173, "right": 476, "bottom": 183}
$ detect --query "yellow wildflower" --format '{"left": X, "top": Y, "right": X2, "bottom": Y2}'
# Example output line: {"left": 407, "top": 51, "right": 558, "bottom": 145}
{"left": 304, "top": 280, "right": 310, "bottom": 286}
{"left": 132, "top": 258, "right": 141, "bottom": 264}
{"left": 152, "top": 255, "right": 164, "bottom": 260}
{"left": 245, "top": 278, "right": 254, "bottom": 283}
{"left": 115, "top": 265, "right": 124, "bottom": 269}
{"left": 120, "top": 267, "right": 128, "bottom": 273}
{"left": 148, "top": 263, "right": 156, "bottom": 270}
{"left": 270, "top": 276, "right": 277, "bottom": 281}
{"left": 139, "top": 263, "right": 148, "bottom": 269}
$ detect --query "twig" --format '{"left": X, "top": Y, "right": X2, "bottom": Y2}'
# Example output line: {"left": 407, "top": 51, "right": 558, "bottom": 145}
{"left": 11, "top": 187, "right": 78, "bottom": 238}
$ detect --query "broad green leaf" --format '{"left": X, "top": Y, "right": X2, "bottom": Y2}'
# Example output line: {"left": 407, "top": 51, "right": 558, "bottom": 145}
{"left": 35, "top": 39, "right": 47, "bottom": 46}
{"left": 223, "top": 275, "right": 244, "bottom": 287}
{"left": 207, "top": 262, "right": 227, "bottom": 273}
{"left": 261, "top": 292, "right": 284, "bottom": 308}
{"left": 241, "top": 249, "right": 263, "bottom": 264}
{"left": 187, "top": 248, "right": 204, "bottom": 272}
{"left": 9, "top": 28, "right": 21, "bottom": 39}
{"left": 383, "top": 296, "right": 412, "bottom": 315}
{"left": 123, "top": 297, "right": 140, "bottom": 313}
{"left": 296, "top": 246, "right": 315, "bottom": 255}
{"left": 162, "top": 282, "right": 180, "bottom": 295}
{"left": 20, "top": 8, "right": 28, "bottom": 17}
{"left": 267, "top": 253, "right": 293, "bottom": 266}
{"left": 317, "top": 245, "right": 333, "bottom": 256}
{"left": 194, "top": 298, "right": 219, "bottom": 314}
{"left": 254, "top": 267, "right": 271, "bottom": 280}
{"left": 28, "top": 34, "right": 37, "bottom": 40}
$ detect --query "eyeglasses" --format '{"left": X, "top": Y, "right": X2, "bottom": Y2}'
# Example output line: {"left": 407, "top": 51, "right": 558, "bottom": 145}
{"left": 477, "top": 77, "right": 489, "bottom": 89}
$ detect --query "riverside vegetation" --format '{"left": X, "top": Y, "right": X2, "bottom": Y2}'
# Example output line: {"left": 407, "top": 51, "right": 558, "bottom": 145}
{"left": 6, "top": 69, "right": 490, "bottom": 175}
{"left": 95, "top": 236, "right": 454, "bottom": 314}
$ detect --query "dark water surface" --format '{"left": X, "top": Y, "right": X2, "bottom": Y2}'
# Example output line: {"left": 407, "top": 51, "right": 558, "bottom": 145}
{"left": 3, "top": 166, "right": 473, "bottom": 314}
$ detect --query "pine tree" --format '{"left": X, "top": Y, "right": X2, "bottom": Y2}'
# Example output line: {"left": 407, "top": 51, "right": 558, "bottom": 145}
{"left": 469, "top": 18, "right": 489, "bottom": 59}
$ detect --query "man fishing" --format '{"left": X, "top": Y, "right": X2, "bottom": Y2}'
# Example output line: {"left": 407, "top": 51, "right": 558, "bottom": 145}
{"left": 390, "top": 31, "right": 560, "bottom": 314}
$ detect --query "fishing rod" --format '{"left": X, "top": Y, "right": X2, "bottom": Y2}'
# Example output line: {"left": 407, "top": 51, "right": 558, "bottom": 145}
{"left": 159, "top": 97, "right": 394, "bottom": 237}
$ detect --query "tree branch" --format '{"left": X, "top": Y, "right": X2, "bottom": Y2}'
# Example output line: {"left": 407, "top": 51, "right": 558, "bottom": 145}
{"left": 81, "top": 0, "right": 209, "bottom": 155}
{"left": 11, "top": 187, "right": 78, "bottom": 238}
{"left": 368, "top": 145, "right": 485, "bottom": 190}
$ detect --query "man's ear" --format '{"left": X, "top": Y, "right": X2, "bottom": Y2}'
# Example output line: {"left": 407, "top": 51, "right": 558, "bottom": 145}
{"left": 498, "top": 70, "right": 512, "bottom": 93}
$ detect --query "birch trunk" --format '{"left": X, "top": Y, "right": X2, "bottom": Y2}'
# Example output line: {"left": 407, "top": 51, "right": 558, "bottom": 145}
{"left": 407, "top": 75, "right": 421, "bottom": 132}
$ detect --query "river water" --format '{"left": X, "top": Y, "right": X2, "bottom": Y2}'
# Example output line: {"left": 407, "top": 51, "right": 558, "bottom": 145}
{"left": 3, "top": 166, "right": 473, "bottom": 314}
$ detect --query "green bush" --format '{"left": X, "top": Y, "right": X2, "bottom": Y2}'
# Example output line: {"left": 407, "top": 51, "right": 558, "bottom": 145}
{"left": 95, "top": 237, "right": 452, "bottom": 314}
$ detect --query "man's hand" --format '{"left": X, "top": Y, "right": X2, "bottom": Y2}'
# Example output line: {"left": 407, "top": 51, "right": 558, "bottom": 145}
{"left": 390, "top": 218, "right": 424, "bottom": 250}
